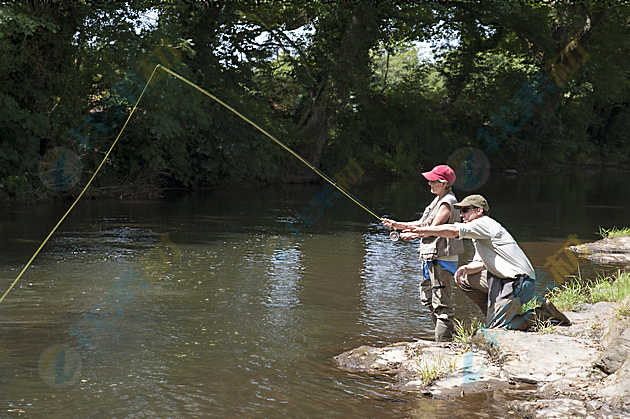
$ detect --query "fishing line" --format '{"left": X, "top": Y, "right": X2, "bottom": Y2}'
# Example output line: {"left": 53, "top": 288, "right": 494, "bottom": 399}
{"left": 155, "top": 65, "right": 382, "bottom": 223}
{"left": 0, "top": 66, "right": 160, "bottom": 304}
{"left": 1, "top": 64, "right": 389, "bottom": 303}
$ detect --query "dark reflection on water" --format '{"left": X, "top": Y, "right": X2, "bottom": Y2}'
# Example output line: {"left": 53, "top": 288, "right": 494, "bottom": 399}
{"left": 1, "top": 169, "right": 629, "bottom": 418}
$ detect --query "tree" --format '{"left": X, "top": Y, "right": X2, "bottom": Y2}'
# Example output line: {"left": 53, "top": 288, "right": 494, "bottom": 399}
{"left": 2, "top": 1, "right": 630, "bottom": 200}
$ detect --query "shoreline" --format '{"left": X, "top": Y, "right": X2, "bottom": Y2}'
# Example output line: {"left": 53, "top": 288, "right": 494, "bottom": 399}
{"left": 570, "top": 236, "right": 630, "bottom": 271}
{"left": 335, "top": 300, "right": 630, "bottom": 418}
{"left": 3, "top": 163, "right": 630, "bottom": 206}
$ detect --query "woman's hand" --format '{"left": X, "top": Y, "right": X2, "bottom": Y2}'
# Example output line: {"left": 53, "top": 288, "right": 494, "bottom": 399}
{"left": 381, "top": 218, "right": 395, "bottom": 229}
{"left": 382, "top": 218, "right": 403, "bottom": 230}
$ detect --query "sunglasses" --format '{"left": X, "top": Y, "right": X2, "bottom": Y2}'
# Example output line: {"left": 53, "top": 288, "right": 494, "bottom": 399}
{"left": 460, "top": 207, "right": 477, "bottom": 214}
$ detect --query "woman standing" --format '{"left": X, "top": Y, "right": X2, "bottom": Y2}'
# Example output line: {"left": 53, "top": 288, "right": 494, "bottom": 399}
{"left": 382, "top": 165, "right": 463, "bottom": 341}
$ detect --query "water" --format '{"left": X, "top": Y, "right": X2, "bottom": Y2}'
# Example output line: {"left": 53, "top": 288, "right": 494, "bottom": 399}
{"left": 1, "top": 169, "right": 628, "bottom": 418}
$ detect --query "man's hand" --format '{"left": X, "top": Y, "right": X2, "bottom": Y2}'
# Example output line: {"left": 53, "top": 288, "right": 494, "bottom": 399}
{"left": 454, "top": 266, "right": 467, "bottom": 286}
{"left": 400, "top": 231, "right": 419, "bottom": 241}
{"left": 409, "top": 227, "right": 428, "bottom": 238}
{"left": 454, "top": 262, "right": 484, "bottom": 287}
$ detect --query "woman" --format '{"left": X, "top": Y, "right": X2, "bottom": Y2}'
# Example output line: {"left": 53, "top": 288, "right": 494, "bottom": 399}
{"left": 382, "top": 165, "right": 463, "bottom": 342}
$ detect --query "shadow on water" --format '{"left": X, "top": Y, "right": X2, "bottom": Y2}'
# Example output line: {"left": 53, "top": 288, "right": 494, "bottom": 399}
{"left": 1, "top": 169, "right": 629, "bottom": 418}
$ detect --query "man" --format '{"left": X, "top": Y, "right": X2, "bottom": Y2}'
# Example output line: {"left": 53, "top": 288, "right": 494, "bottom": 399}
{"left": 388, "top": 194, "right": 569, "bottom": 330}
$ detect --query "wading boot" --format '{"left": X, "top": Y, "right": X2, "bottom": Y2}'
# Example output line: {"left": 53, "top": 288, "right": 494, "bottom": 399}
{"left": 535, "top": 299, "right": 571, "bottom": 325}
{"left": 435, "top": 320, "right": 453, "bottom": 342}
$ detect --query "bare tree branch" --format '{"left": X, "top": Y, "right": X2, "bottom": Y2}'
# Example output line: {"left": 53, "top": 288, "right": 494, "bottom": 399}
{"left": 250, "top": 11, "right": 317, "bottom": 88}
{"left": 379, "top": 49, "right": 389, "bottom": 94}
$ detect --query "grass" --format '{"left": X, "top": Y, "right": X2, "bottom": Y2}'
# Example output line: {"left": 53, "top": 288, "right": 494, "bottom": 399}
{"left": 514, "top": 295, "right": 561, "bottom": 332}
{"left": 548, "top": 270, "right": 630, "bottom": 313}
{"left": 590, "top": 272, "right": 630, "bottom": 303}
{"left": 453, "top": 317, "right": 483, "bottom": 349}
{"left": 533, "top": 317, "right": 558, "bottom": 334}
{"left": 414, "top": 353, "right": 449, "bottom": 383}
{"left": 617, "top": 296, "right": 630, "bottom": 316}
{"left": 598, "top": 226, "right": 630, "bottom": 238}
{"left": 547, "top": 277, "right": 587, "bottom": 312}
{"left": 518, "top": 295, "right": 541, "bottom": 315}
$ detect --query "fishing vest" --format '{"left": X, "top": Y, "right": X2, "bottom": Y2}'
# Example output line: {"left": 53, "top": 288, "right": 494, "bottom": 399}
{"left": 416, "top": 192, "right": 464, "bottom": 261}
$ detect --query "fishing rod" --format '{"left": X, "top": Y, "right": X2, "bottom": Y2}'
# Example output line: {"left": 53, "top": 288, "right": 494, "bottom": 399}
{"left": 0, "top": 64, "right": 397, "bottom": 304}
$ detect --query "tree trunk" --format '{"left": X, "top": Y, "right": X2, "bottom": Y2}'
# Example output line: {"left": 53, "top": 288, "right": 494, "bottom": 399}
{"left": 296, "top": 6, "right": 378, "bottom": 179}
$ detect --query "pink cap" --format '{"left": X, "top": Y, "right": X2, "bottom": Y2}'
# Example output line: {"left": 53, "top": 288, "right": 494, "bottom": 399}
{"left": 422, "top": 165, "right": 456, "bottom": 183}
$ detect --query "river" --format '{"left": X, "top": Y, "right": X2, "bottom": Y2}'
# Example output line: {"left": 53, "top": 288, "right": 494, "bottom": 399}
{"left": 1, "top": 168, "right": 628, "bottom": 418}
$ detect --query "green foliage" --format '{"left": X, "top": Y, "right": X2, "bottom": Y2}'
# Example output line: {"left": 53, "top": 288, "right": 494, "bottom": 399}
{"left": 518, "top": 295, "right": 540, "bottom": 315}
{"left": 599, "top": 226, "right": 630, "bottom": 238}
{"left": 413, "top": 353, "right": 449, "bottom": 384}
{"left": 0, "top": 93, "right": 48, "bottom": 197}
{"left": 618, "top": 297, "right": 630, "bottom": 317}
{"left": 117, "top": 3, "right": 288, "bottom": 187}
{"left": 371, "top": 43, "right": 423, "bottom": 91}
{"left": 0, "top": 174, "right": 30, "bottom": 199}
{"left": 549, "top": 271, "right": 630, "bottom": 312}
{"left": 2, "top": 1, "right": 630, "bottom": 198}
{"left": 533, "top": 318, "right": 558, "bottom": 334}
{"left": 548, "top": 277, "right": 587, "bottom": 312}
{"left": 0, "top": 5, "right": 60, "bottom": 198}
{"left": 589, "top": 271, "right": 630, "bottom": 304}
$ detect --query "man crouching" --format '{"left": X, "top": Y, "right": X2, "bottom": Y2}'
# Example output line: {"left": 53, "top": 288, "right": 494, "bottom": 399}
{"left": 383, "top": 194, "right": 569, "bottom": 330}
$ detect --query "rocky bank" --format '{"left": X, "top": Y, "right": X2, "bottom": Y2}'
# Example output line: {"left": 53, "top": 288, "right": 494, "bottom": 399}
{"left": 335, "top": 301, "right": 630, "bottom": 418}
{"left": 570, "top": 236, "right": 630, "bottom": 271}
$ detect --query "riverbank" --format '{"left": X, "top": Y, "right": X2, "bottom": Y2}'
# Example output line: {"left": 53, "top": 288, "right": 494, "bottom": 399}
{"left": 335, "top": 232, "right": 630, "bottom": 418}
{"left": 3, "top": 162, "right": 630, "bottom": 206}
{"left": 335, "top": 298, "right": 630, "bottom": 418}
{"left": 570, "top": 235, "right": 630, "bottom": 271}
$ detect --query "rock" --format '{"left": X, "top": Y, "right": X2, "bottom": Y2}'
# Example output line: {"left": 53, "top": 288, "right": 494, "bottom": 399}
{"left": 334, "top": 300, "right": 630, "bottom": 418}
{"left": 569, "top": 236, "right": 630, "bottom": 267}
{"left": 594, "top": 318, "right": 630, "bottom": 375}
{"left": 599, "top": 357, "right": 630, "bottom": 399}
{"left": 484, "top": 328, "right": 599, "bottom": 387}
{"left": 508, "top": 398, "right": 588, "bottom": 419}
{"left": 333, "top": 341, "right": 462, "bottom": 394}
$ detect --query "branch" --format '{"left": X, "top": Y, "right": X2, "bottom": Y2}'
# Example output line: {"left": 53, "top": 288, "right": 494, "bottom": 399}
{"left": 379, "top": 50, "right": 389, "bottom": 94}
{"left": 297, "top": 83, "right": 326, "bottom": 128}
{"left": 576, "top": 3, "right": 608, "bottom": 47}
{"left": 272, "top": 81, "right": 291, "bottom": 98}
{"left": 250, "top": 11, "right": 317, "bottom": 87}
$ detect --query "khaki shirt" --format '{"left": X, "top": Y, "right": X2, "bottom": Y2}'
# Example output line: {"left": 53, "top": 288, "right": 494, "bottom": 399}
{"left": 456, "top": 216, "right": 535, "bottom": 279}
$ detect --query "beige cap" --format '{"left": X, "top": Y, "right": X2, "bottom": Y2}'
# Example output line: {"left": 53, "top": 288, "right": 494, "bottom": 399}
{"left": 453, "top": 194, "right": 490, "bottom": 212}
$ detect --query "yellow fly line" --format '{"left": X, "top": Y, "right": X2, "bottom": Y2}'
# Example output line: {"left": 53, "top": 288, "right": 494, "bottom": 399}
{"left": 0, "top": 65, "right": 161, "bottom": 304}
{"left": 0, "top": 64, "right": 381, "bottom": 303}
{"left": 155, "top": 65, "right": 382, "bottom": 221}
